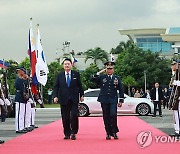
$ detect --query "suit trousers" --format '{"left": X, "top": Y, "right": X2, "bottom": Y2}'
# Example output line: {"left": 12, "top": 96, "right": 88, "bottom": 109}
{"left": 153, "top": 101, "right": 162, "bottom": 116}
{"left": 100, "top": 103, "right": 119, "bottom": 135}
{"left": 60, "top": 100, "right": 79, "bottom": 136}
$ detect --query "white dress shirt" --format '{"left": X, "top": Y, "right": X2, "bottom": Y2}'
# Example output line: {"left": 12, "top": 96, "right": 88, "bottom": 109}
{"left": 155, "top": 88, "right": 159, "bottom": 101}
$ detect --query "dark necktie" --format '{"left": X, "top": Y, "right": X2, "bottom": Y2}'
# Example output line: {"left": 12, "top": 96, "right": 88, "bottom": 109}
{"left": 66, "top": 73, "right": 71, "bottom": 87}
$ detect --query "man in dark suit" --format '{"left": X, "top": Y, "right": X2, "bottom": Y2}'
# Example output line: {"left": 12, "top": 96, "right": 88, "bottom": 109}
{"left": 91, "top": 61, "right": 124, "bottom": 140}
{"left": 53, "top": 58, "right": 84, "bottom": 140}
{"left": 150, "top": 82, "right": 164, "bottom": 117}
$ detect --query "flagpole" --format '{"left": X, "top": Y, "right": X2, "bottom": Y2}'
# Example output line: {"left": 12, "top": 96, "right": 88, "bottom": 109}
{"left": 36, "top": 24, "right": 39, "bottom": 59}
{"left": 41, "top": 84, "right": 43, "bottom": 102}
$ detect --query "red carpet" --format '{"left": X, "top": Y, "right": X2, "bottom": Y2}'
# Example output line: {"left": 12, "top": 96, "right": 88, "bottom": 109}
{"left": 0, "top": 116, "right": 180, "bottom": 154}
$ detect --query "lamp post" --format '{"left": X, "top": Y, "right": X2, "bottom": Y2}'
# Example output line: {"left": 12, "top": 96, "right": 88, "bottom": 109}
{"left": 63, "top": 41, "right": 70, "bottom": 54}
{"left": 144, "top": 70, "right": 147, "bottom": 91}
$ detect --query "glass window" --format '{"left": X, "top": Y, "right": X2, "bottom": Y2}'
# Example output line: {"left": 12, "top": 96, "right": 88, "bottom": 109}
{"left": 84, "top": 90, "right": 100, "bottom": 97}
{"left": 136, "top": 37, "right": 173, "bottom": 53}
{"left": 147, "top": 38, "right": 157, "bottom": 42}
{"left": 137, "top": 38, "right": 147, "bottom": 42}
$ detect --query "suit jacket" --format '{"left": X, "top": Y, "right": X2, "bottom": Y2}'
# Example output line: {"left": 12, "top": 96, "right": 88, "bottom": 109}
{"left": 150, "top": 87, "right": 164, "bottom": 101}
{"left": 91, "top": 74, "right": 124, "bottom": 104}
{"left": 53, "top": 70, "right": 84, "bottom": 105}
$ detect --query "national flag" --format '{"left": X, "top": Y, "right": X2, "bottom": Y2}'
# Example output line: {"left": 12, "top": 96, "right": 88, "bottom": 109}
{"left": 0, "top": 60, "right": 9, "bottom": 69}
{"left": 36, "top": 24, "right": 49, "bottom": 86}
{"left": 28, "top": 18, "right": 38, "bottom": 94}
{"left": 70, "top": 54, "right": 78, "bottom": 66}
{"left": 110, "top": 53, "right": 115, "bottom": 62}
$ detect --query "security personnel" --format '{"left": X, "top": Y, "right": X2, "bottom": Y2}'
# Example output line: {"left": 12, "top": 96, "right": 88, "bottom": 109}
{"left": 15, "top": 67, "right": 28, "bottom": 133}
{"left": 91, "top": 61, "right": 124, "bottom": 140}
{"left": 169, "top": 60, "right": 180, "bottom": 137}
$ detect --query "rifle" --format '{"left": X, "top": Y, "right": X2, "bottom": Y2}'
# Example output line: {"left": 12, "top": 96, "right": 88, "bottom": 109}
{"left": 35, "top": 85, "right": 44, "bottom": 108}
{"left": 23, "top": 72, "right": 36, "bottom": 108}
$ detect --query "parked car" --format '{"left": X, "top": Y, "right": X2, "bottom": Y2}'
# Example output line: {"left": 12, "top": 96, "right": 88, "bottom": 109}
{"left": 78, "top": 89, "right": 154, "bottom": 116}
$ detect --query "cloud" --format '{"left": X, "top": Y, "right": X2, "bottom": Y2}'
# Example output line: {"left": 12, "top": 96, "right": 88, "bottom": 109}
{"left": 0, "top": 0, "right": 180, "bottom": 63}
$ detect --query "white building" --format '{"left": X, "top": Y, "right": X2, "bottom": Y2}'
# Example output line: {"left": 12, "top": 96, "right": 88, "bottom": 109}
{"left": 119, "top": 27, "right": 180, "bottom": 56}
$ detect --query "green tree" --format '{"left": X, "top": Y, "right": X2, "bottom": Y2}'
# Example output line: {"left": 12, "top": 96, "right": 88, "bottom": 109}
{"left": 19, "top": 57, "right": 31, "bottom": 71}
{"left": 115, "top": 48, "right": 171, "bottom": 90}
{"left": 122, "top": 75, "right": 136, "bottom": 96}
{"left": 43, "top": 61, "right": 63, "bottom": 102}
{"left": 80, "top": 64, "right": 99, "bottom": 90}
{"left": 84, "top": 47, "right": 108, "bottom": 65}
{"left": 111, "top": 40, "right": 136, "bottom": 54}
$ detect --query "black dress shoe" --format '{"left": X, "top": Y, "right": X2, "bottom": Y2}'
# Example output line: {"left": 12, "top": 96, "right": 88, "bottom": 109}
{"left": 16, "top": 130, "right": 27, "bottom": 134}
{"left": 169, "top": 132, "right": 180, "bottom": 137}
{"left": 31, "top": 125, "right": 39, "bottom": 129}
{"left": 152, "top": 115, "right": 156, "bottom": 117}
{"left": 106, "top": 134, "right": 111, "bottom": 140}
{"left": 0, "top": 140, "right": 5, "bottom": 144}
{"left": 71, "top": 134, "right": 76, "bottom": 140}
{"left": 159, "top": 115, "right": 162, "bottom": 117}
{"left": 24, "top": 127, "right": 34, "bottom": 132}
{"left": 112, "top": 133, "right": 118, "bottom": 140}
{"left": 64, "top": 136, "right": 70, "bottom": 139}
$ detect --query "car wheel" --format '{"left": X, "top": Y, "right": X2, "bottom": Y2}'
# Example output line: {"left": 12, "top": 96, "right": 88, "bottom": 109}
{"left": 78, "top": 103, "right": 89, "bottom": 117}
{"left": 136, "top": 103, "right": 151, "bottom": 116}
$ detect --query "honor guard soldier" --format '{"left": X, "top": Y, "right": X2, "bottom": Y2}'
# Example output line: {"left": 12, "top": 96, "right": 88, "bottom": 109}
{"left": 169, "top": 60, "right": 180, "bottom": 137}
{"left": 31, "top": 89, "right": 44, "bottom": 129}
{"left": 15, "top": 67, "right": 29, "bottom": 133}
{"left": 0, "top": 79, "right": 5, "bottom": 144}
{"left": 91, "top": 61, "right": 124, "bottom": 140}
{"left": 22, "top": 71, "right": 35, "bottom": 132}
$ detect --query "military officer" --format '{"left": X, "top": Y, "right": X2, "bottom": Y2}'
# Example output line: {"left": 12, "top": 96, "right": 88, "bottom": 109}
{"left": 91, "top": 61, "right": 124, "bottom": 140}
{"left": 169, "top": 60, "right": 180, "bottom": 137}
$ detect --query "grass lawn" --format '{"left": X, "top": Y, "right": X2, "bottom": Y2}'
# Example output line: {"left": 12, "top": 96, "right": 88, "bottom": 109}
{"left": 36, "top": 103, "right": 60, "bottom": 108}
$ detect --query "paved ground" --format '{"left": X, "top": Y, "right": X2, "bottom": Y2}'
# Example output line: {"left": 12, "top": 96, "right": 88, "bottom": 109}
{"left": 0, "top": 107, "right": 175, "bottom": 142}
{"left": 139, "top": 108, "right": 174, "bottom": 135}
{"left": 0, "top": 108, "right": 61, "bottom": 142}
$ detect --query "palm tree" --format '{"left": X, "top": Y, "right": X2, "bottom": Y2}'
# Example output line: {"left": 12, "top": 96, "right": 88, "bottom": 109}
{"left": 122, "top": 75, "right": 136, "bottom": 96}
{"left": 84, "top": 47, "right": 108, "bottom": 65}
{"left": 111, "top": 40, "right": 136, "bottom": 54}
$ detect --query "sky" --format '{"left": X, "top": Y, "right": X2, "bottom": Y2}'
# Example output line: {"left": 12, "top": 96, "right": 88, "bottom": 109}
{"left": 1, "top": 0, "right": 180, "bottom": 64}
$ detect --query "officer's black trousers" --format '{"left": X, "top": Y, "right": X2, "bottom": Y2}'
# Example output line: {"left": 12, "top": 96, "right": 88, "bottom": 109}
{"left": 101, "top": 103, "right": 119, "bottom": 135}
{"left": 61, "top": 100, "right": 79, "bottom": 136}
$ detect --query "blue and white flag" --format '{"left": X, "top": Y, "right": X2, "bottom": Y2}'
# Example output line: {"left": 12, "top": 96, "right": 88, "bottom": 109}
{"left": 70, "top": 54, "right": 78, "bottom": 66}
{"left": 36, "top": 25, "right": 49, "bottom": 86}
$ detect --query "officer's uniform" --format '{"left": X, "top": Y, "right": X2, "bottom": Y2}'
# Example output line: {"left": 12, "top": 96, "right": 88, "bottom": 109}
{"left": 15, "top": 67, "right": 28, "bottom": 133}
{"left": 0, "top": 80, "right": 5, "bottom": 144}
{"left": 169, "top": 60, "right": 180, "bottom": 137}
{"left": 23, "top": 75, "right": 34, "bottom": 131}
{"left": 91, "top": 61, "right": 124, "bottom": 139}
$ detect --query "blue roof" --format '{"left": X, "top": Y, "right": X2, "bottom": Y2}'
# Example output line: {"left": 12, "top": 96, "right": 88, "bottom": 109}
{"left": 168, "top": 27, "right": 180, "bottom": 34}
